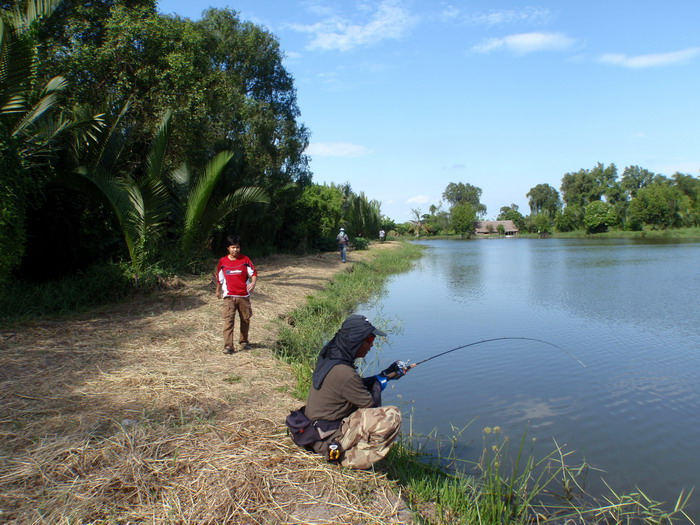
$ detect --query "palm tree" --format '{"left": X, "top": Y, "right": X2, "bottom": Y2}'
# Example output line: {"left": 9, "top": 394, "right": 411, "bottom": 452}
{"left": 0, "top": 0, "right": 103, "bottom": 285}
{"left": 70, "top": 108, "right": 269, "bottom": 270}
{"left": 173, "top": 152, "right": 270, "bottom": 257}
{"left": 1, "top": 0, "right": 103, "bottom": 164}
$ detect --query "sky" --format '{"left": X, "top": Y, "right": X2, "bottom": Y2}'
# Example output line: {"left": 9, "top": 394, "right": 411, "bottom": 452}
{"left": 156, "top": 0, "right": 700, "bottom": 222}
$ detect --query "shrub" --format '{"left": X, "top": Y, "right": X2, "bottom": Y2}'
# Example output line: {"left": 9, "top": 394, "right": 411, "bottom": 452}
{"left": 353, "top": 237, "right": 370, "bottom": 250}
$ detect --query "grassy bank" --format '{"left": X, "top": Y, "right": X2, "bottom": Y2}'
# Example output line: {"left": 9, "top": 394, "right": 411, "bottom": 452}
{"left": 275, "top": 240, "right": 424, "bottom": 397}
{"left": 276, "top": 241, "right": 693, "bottom": 524}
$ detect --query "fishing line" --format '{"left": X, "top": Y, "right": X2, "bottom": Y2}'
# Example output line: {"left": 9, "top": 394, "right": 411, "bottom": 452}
{"left": 406, "top": 336, "right": 587, "bottom": 371}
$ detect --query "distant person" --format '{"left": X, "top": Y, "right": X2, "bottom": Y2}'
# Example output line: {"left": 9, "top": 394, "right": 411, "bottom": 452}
{"left": 215, "top": 235, "right": 257, "bottom": 354}
{"left": 286, "top": 314, "right": 408, "bottom": 468}
{"left": 336, "top": 227, "right": 349, "bottom": 263}
{"left": 379, "top": 229, "right": 386, "bottom": 243}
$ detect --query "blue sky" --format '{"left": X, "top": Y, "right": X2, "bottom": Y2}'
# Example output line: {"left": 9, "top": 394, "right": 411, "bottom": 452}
{"left": 157, "top": 0, "right": 700, "bottom": 222}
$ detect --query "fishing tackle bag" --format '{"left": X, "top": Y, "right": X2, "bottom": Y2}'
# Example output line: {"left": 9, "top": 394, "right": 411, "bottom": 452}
{"left": 285, "top": 406, "right": 320, "bottom": 446}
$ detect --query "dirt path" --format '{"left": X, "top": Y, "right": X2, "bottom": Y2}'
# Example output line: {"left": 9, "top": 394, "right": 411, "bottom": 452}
{"left": 0, "top": 243, "right": 413, "bottom": 524}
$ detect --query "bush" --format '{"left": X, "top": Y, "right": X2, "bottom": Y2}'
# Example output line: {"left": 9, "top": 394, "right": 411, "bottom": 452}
{"left": 1, "top": 262, "right": 140, "bottom": 320}
{"left": 352, "top": 237, "right": 370, "bottom": 250}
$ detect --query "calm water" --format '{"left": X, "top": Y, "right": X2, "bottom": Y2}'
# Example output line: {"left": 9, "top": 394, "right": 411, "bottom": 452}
{"left": 359, "top": 238, "right": 700, "bottom": 518}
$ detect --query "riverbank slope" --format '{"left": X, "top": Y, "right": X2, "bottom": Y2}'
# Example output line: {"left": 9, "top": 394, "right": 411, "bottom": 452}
{"left": 0, "top": 243, "right": 413, "bottom": 524}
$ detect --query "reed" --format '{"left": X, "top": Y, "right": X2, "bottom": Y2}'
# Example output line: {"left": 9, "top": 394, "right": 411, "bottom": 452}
{"left": 384, "top": 425, "right": 694, "bottom": 524}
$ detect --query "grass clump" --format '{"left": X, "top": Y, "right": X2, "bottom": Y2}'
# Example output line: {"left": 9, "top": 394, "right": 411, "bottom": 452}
{"left": 382, "top": 426, "right": 694, "bottom": 524}
{"left": 0, "top": 260, "right": 187, "bottom": 322}
{"left": 274, "top": 240, "right": 424, "bottom": 397}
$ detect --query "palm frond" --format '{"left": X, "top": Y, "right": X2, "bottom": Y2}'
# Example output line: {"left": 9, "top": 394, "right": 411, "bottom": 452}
{"left": 187, "top": 185, "right": 270, "bottom": 256}
{"left": 11, "top": 82, "right": 62, "bottom": 136}
{"left": 146, "top": 110, "right": 172, "bottom": 181}
{"left": 180, "top": 151, "right": 234, "bottom": 254}
{"left": 69, "top": 167, "right": 139, "bottom": 265}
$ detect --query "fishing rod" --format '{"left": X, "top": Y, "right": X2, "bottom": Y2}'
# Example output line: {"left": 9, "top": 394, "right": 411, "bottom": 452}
{"left": 390, "top": 337, "right": 587, "bottom": 377}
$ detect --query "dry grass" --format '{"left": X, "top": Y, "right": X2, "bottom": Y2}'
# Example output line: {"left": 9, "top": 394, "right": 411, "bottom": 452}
{"left": 0, "top": 244, "right": 412, "bottom": 524}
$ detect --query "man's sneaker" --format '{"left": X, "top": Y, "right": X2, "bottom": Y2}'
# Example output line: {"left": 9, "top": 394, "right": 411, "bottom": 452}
{"left": 238, "top": 342, "right": 251, "bottom": 350}
{"left": 223, "top": 346, "right": 235, "bottom": 355}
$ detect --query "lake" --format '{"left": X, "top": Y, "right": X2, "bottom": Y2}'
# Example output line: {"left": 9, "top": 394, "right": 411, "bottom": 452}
{"left": 359, "top": 238, "right": 700, "bottom": 518}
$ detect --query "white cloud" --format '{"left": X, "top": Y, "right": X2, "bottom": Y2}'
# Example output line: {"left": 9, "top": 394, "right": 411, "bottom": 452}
{"left": 407, "top": 195, "right": 430, "bottom": 204}
{"left": 467, "top": 7, "right": 553, "bottom": 26}
{"left": 440, "top": 6, "right": 552, "bottom": 25}
{"left": 599, "top": 47, "right": 700, "bottom": 68}
{"left": 290, "top": 0, "right": 418, "bottom": 52}
{"left": 306, "top": 142, "right": 371, "bottom": 157}
{"left": 472, "top": 32, "right": 575, "bottom": 55}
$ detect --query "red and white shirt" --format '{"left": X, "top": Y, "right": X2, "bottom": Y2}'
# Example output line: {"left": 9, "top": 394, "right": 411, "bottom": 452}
{"left": 217, "top": 255, "right": 256, "bottom": 297}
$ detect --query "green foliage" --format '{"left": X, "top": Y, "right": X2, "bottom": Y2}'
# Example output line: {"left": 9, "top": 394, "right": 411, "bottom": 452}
{"left": 621, "top": 165, "right": 656, "bottom": 198}
{"left": 531, "top": 213, "right": 552, "bottom": 235}
{"left": 584, "top": 200, "right": 617, "bottom": 233}
{"left": 0, "top": 125, "right": 25, "bottom": 287}
{"left": 560, "top": 162, "right": 617, "bottom": 208}
{"left": 275, "top": 242, "right": 424, "bottom": 396}
{"left": 0, "top": 261, "right": 134, "bottom": 320}
{"left": 0, "top": 0, "right": 104, "bottom": 284}
{"left": 343, "top": 190, "right": 381, "bottom": 239}
{"left": 352, "top": 237, "right": 369, "bottom": 250}
{"left": 283, "top": 184, "right": 344, "bottom": 251}
{"left": 555, "top": 206, "right": 582, "bottom": 232}
{"left": 526, "top": 183, "right": 561, "bottom": 217}
{"left": 38, "top": 4, "right": 309, "bottom": 258}
{"left": 442, "top": 182, "right": 486, "bottom": 217}
{"left": 627, "top": 183, "right": 685, "bottom": 230}
{"left": 450, "top": 202, "right": 477, "bottom": 237}
{"left": 497, "top": 204, "right": 526, "bottom": 230}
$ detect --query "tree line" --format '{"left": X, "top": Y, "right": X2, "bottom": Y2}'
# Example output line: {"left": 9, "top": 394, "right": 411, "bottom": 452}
{"left": 0, "top": 0, "right": 381, "bottom": 291}
{"left": 404, "top": 164, "right": 699, "bottom": 237}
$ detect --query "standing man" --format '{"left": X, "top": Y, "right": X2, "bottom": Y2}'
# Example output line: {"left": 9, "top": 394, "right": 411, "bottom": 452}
{"left": 215, "top": 235, "right": 257, "bottom": 354}
{"left": 379, "top": 229, "right": 386, "bottom": 243}
{"left": 336, "top": 227, "right": 349, "bottom": 263}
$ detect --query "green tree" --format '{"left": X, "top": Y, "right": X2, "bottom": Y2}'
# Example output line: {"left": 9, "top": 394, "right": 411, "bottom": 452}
{"left": 621, "top": 165, "right": 655, "bottom": 199}
{"left": 41, "top": 5, "right": 309, "bottom": 250}
{"left": 555, "top": 206, "right": 583, "bottom": 232}
{"left": 450, "top": 202, "right": 477, "bottom": 237}
{"left": 0, "top": 0, "right": 103, "bottom": 284}
{"left": 442, "top": 182, "right": 486, "bottom": 217}
{"left": 584, "top": 200, "right": 616, "bottom": 233}
{"left": 345, "top": 192, "right": 381, "bottom": 239}
{"left": 627, "top": 183, "right": 685, "bottom": 230}
{"left": 531, "top": 213, "right": 552, "bottom": 236}
{"left": 560, "top": 163, "right": 617, "bottom": 208}
{"left": 497, "top": 204, "right": 526, "bottom": 230}
{"left": 671, "top": 172, "right": 700, "bottom": 226}
{"left": 526, "top": 184, "right": 561, "bottom": 217}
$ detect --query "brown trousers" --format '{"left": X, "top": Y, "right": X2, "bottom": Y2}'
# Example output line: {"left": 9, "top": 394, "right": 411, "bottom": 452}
{"left": 222, "top": 296, "right": 252, "bottom": 347}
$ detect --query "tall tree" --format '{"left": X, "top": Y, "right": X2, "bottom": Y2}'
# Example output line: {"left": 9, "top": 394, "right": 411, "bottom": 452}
{"left": 526, "top": 184, "right": 561, "bottom": 217}
{"left": 560, "top": 162, "right": 617, "bottom": 208}
{"left": 627, "top": 183, "right": 685, "bottom": 230}
{"left": 450, "top": 202, "right": 477, "bottom": 237}
{"left": 442, "top": 182, "right": 486, "bottom": 217}
{"left": 621, "top": 165, "right": 655, "bottom": 199}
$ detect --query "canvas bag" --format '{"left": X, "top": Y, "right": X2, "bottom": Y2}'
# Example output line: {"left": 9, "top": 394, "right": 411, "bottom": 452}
{"left": 285, "top": 406, "right": 320, "bottom": 446}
